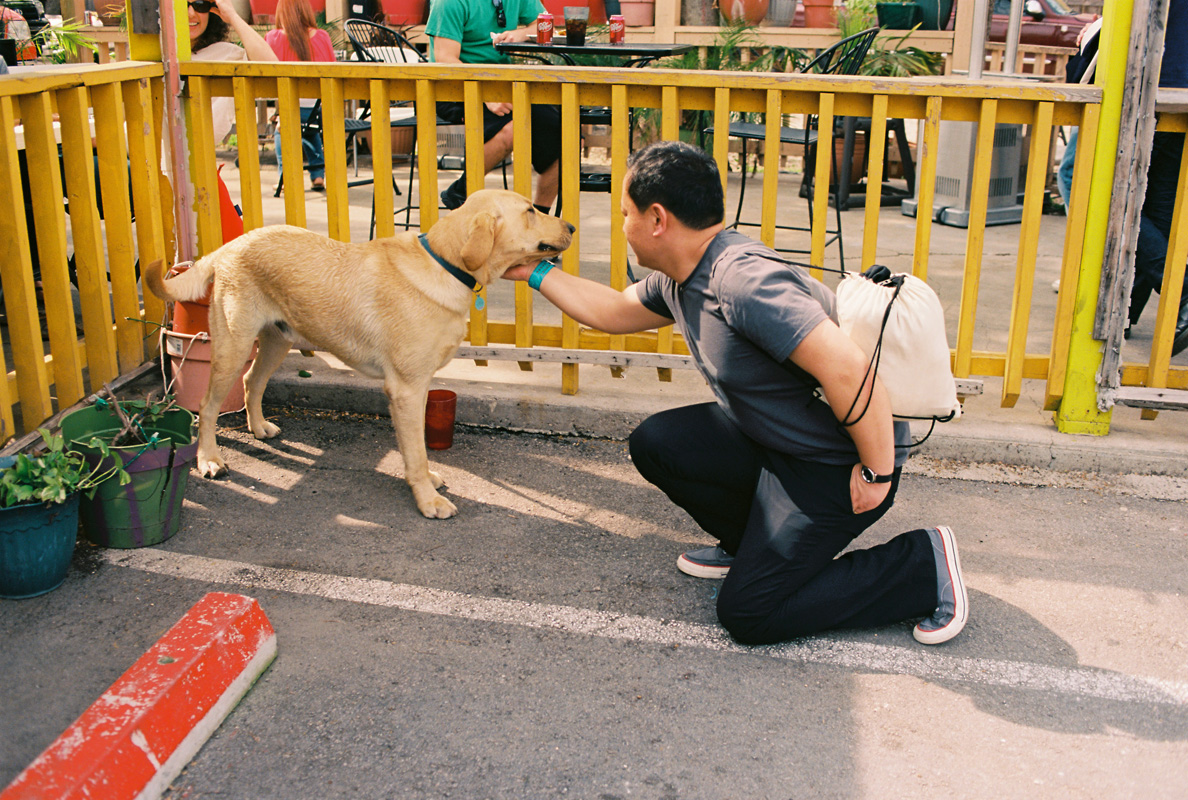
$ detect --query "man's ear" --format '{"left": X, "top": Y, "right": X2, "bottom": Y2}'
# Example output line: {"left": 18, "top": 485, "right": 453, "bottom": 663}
{"left": 460, "top": 211, "right": 496, "bottom": 275}
{"left": 651, "top": 203, "right": 668, "bottom": 236}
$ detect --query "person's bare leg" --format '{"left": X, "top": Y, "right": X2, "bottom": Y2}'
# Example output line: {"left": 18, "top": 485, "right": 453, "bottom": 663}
{"left": 534, "top": 159, "right": 559, "bottom": 209}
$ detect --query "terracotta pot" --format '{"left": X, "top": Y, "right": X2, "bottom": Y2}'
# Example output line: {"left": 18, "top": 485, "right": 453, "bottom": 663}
{"left": 250, "top": 0, "right": 326, "bottom": 22}
{"left": 540, "top": 0, "right": 607, "bottom": 26}
{"left": 718, "top": 0, "right": 769, "bottom": 23}
{"left": 94, "top": 0, "right": 126, "bottom": 25}
{"left": 802, "top": 0, "right": 835, "bottom": 27}
{"left": 619, "top": 0, "right": 655, "bottom": 25}
{"left": 380, "top": 0, "right": 428, "bottom": 25}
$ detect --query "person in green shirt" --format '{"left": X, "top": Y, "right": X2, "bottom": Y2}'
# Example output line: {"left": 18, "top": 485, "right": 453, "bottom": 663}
{"left": 427, "top": 0, "right": 562, "bottom": 212}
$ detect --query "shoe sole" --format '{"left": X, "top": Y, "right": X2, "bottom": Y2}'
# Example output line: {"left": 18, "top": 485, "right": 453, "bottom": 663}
{"left": 676, "top": 553, "right": 730, "bottom": 579}
{"left": 913, "top": 526, "right": 969, "bottom": 645}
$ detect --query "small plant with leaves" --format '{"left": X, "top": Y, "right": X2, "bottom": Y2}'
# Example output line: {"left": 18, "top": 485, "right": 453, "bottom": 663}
{"left": 0, "top": 429, "right": 127, "bottom": 509}
{"left": 92, "top": 386, "right": 182, "bottom": 448}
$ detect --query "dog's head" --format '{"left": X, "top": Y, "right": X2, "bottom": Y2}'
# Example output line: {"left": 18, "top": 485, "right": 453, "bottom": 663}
{"left": 435, "top": 190, "right": 574, "bottom": 286}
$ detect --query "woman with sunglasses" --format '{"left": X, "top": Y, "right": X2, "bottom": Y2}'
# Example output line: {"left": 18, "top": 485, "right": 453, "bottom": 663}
{"left": 188, "top": 0, "right": 278, "bottom": 145}
{"left": 265, "top": 0, "right": 336, "bottom": 191}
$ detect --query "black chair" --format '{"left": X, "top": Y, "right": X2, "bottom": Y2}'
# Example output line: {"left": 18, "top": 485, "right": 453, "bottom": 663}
{"left": 273, "top": 100, "right": 379, "bottom": 197}
{"left": 704, "top": 27, "right": 880, "bottom": 268}
{"left": 345, "top": 18, "right": 477, "bottom": 232}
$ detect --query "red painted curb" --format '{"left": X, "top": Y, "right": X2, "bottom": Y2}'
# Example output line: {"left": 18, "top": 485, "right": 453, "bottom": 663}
{"left": 2, "top": 592, "right": 277, "bottom": 800}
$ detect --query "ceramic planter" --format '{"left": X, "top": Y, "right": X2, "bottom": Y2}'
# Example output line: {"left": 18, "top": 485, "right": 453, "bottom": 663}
{"left": 0, "top": 494, "right": 80, "bottom": 599}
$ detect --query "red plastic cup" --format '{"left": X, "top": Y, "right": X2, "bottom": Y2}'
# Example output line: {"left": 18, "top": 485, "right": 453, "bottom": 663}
{"left": 425, "top": 390, "right": 457, "bottom": 450}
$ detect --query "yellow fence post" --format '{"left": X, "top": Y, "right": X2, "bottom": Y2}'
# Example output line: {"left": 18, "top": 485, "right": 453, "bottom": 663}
{"left": 1055, "top": 0, "right": 1133, "bottom": 435}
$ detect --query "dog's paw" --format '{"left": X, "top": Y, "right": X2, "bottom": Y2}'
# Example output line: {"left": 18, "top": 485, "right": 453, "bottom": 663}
{"left": 250, "top": 419, "right": 281, "bottom": 440}
{"left": 197, "top": 456, "right": 229, "bottom": 479}
{"left": 428, "top": 470, "right": 445, "bottom": 489}
{"left": 417, "top": 493, "right": 458, "bottom": 520}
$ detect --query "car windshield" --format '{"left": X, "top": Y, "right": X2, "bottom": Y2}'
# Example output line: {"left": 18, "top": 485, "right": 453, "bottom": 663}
{"left": 1046, "top": 0, "right": 1074, "bottom": 13}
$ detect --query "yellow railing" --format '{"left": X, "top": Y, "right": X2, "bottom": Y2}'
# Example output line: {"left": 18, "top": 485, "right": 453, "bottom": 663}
{"left": 0, "top": 62, "right": 169, "bottom": 443}
{"left": 185, "top": 60, "right": 1143, "bottom": 405}
{"left": 2, "top": 58, "right": 1186, "bottom": 441}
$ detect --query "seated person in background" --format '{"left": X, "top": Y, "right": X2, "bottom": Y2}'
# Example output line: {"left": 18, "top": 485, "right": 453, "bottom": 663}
{"left": 189, "top": 0, "right": 278, "bottom": 145}
{"left": 267, "top": 0, "right": 337, "bottom": 191}
{"left": 426, "top": 0, "right": 561, "bottom": 213}
{"left": 502, "top": 141, "right": 969, "bottom": 648}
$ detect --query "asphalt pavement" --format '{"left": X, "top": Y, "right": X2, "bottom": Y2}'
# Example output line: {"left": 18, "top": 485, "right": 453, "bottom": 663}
{"left": 2, "top": 358, "right": 1187, "bottom": 798}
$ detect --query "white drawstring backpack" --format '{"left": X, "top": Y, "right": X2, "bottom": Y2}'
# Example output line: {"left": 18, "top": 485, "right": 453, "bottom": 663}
{"left": 835, "top": 267, "right": 961, "bottom": 422}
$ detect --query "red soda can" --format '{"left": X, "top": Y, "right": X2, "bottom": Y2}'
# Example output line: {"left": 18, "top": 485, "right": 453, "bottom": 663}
{"left": 536, "top": 12, "right": 553, "bottom": 44}
{"left": 609, "top": 15, "right": 625, "bottom": 44}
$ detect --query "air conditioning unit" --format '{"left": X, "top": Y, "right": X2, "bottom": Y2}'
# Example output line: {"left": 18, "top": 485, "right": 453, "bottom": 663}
{"left": 901, "top": 120, "right": 1025, "bottom": 228}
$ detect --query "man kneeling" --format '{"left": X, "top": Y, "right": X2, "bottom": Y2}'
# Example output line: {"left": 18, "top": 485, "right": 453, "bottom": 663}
{"left": 503, "top": 141, "right": 968, "bottom": 646}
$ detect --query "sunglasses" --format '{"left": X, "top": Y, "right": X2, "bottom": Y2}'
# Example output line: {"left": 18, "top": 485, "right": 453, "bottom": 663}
{"left": 189, "top": 1, "right": 215, "bottom": 12}
{"left": 491, "top": 0, "right": 506, "bottom": 28}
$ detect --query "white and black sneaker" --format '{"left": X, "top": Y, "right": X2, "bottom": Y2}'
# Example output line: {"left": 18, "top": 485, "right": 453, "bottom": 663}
{"left": 913, "top": 526, "right": 969, "bottom": 645}
{"left": 677, "top": 546, "right": 734, "bottom": 579}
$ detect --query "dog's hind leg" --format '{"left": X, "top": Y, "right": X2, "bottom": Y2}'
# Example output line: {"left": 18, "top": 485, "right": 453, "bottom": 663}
{"left": 195, "top": 311, "right": 259, "bottom": 480}
{"left": 242, "top": 324, "right": 291, "bottom": 441}
{"left": 383, "top": 374, "right": 457, "bottom": 519}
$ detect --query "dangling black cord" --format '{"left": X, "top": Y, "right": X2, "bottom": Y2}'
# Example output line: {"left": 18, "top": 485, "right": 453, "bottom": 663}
{"left": 837, "top": 277, "right": 902, "bottom": 430}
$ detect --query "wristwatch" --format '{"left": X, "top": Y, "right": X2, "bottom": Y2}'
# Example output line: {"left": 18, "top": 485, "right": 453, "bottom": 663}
{"left": 859, "top": 465, "right": 894, "bottom": 484}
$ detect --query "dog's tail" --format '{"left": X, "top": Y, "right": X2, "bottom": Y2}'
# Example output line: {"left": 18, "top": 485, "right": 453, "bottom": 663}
{"left": 144, "top": 257, "right": 215, "bottom": 303}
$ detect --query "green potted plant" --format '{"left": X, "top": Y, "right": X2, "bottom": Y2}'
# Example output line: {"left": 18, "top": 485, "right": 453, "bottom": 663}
{"left": 0, "top": 430, "right": 122, "bottom": 598}
{"left": 59, "top": 390, "right": 198, "bottom": 550}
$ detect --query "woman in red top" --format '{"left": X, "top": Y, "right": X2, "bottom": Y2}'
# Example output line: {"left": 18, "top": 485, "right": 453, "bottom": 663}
{"left": 266, "top": 0, "right": 336, "bottom": 191}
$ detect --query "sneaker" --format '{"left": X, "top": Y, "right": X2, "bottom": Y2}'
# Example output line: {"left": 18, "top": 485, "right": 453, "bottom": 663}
{"left": 677, "top": 546, "right": 734, "bottom": 579}
{"left": 440, "top": 179, "right": 467, "bottom": 211}
{"left": 913, "top": 526, "right": 969, "bottom": 645}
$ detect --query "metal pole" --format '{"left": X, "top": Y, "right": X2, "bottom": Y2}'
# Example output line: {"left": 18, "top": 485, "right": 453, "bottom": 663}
{"left": 968, "top": 0, "right": 989, "bottom": 79}
{"left": 1004, "top": 0, "right": 1024, "bottom": 76}
{"left": 160, "top": 0, "right": 195, "bottom": 264}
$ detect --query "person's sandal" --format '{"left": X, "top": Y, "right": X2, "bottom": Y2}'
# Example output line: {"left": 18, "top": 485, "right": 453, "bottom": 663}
{"left": 311, "top": 178, "right": 326, "bottom": 192}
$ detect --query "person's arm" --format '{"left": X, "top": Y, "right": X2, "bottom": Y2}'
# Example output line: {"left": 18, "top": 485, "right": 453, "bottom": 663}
{"left": 503, "top": 264, "right": 671, "bottom": 334}
{"left": 491, "top": 24, "right": 537, "bottom": 45}
{"left": 432, "top": 36, "right": 513, "bottom": 115}
{"left": 212, "top": 0, "right": 278, "bottom": 62}
{"left": 790, "top": 319, "right": 895, "bottom": 515}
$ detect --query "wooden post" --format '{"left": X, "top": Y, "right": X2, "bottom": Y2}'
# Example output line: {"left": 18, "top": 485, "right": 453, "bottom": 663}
{"left": 1092, "top": 0, "right": 1169, "bottom": 406}
{"left": 1054, "top": 0, "right": 1140, "bottom": 434}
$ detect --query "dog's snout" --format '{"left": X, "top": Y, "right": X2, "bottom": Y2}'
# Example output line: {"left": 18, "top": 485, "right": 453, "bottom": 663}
{"left": 566, "top": 222, "right": 576, "bottom": 234}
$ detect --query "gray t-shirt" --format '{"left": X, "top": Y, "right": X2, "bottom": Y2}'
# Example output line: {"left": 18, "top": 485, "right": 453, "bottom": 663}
{"left": 637, "top": 229, "right": 909, "bottom": 466}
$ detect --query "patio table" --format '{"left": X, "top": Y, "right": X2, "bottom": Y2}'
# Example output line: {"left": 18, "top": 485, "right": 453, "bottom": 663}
{"left": 494, "top": 41, "right": 694, "bottom": 68}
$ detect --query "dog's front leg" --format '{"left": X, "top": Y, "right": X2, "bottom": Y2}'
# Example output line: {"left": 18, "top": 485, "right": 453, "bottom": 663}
{"left": 384, "top": 377, "right": 457, "bottom": 519}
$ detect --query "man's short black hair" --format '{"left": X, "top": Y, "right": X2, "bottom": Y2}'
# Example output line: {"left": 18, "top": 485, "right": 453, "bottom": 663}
{"left": 625, "top": 141, "right": 724, "bottom": 231}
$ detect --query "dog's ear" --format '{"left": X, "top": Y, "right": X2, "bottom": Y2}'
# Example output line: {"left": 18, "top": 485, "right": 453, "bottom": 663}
{"left": 460, "top": 211, "right": 497, "bottom": 277}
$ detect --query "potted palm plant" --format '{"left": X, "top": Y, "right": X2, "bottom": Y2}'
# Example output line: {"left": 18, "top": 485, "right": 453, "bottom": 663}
{"left": 0, "top": 430, "right": 121, "bottom": 598}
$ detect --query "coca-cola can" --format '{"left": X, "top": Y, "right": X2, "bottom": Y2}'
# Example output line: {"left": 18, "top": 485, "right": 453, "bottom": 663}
{"left": 609, "top": 15, "right": 625, "bottom": 44}
{"left": 536, "top": 12, "right": 553, "bottom": 44}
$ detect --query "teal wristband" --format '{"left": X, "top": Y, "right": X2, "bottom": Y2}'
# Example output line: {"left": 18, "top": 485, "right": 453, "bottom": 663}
{"left": 528, "top": 261, "right": 556, "bottom": 291}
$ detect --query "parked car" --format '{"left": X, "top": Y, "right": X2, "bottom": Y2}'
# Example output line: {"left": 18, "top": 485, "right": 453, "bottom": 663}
{"left": 988, "top": 0, "right": 1096, "bottom": 48}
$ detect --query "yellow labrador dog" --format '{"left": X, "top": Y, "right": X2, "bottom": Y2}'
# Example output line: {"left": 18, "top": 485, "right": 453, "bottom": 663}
{"left": 146, "top": 189, "right": 573, "bottom": 519}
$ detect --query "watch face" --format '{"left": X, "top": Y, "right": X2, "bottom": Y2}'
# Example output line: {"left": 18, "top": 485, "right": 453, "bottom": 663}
{"left": 861, "top": 466, "right": 875, "bottom": 483}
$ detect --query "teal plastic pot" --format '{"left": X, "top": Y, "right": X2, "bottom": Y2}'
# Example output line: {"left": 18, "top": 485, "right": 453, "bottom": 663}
{"left": 0, "top": 493, "right": 81, "bottom": 599}
{"left": 876, "top": 2, "right": 921, "bottom": 28}
{"left": 915, "top": 0, "right": 952, "bottom": 30}
{"left": 60, "top": 405, "right": 197, "bottom": 549}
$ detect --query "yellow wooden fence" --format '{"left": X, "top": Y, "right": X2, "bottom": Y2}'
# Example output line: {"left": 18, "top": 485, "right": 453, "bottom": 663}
{"left": 2, "top": 58, "right": 1186, "bottom": 444}
{"left": 0, "top": 62, "right": 168, "bottom": 444}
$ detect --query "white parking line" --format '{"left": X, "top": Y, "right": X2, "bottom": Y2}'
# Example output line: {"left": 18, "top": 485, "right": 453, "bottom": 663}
{"left": 105, "top": 549, "right": 1188, "bottom": 708}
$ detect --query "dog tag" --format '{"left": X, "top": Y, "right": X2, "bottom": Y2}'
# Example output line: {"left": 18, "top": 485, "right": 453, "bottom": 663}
{"left": 474, "top": 295, "right": 485, "bottom": 311}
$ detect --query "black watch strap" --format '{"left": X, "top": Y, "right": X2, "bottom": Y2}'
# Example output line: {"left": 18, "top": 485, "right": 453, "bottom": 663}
{"left": 860, "top": 465, "right": 893, "bottom": 484}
